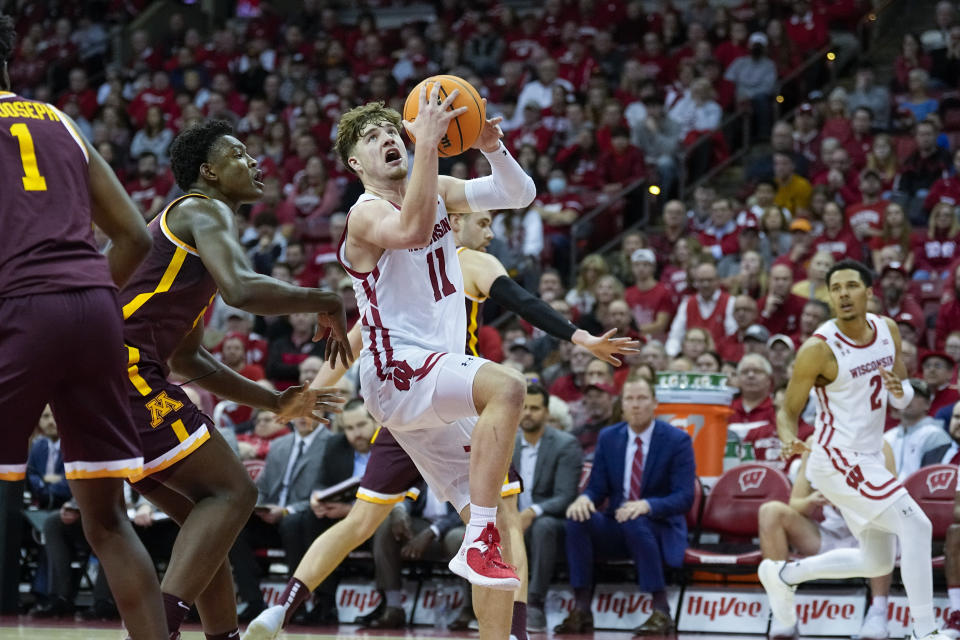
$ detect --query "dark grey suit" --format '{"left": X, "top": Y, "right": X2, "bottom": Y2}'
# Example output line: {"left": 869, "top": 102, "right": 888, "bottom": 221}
{"left": 922, "top": 443, "right": 958, "bottom": 467}
{"left": 513, "top": 427, "right": 583, "bottom": 605}
{"left": 231, "top": 427, "right": 333, "bottom": 607}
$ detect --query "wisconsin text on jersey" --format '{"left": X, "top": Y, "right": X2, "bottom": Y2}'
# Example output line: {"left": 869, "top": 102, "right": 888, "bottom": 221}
{"left": 408, "top": 217, "right": 452, "bottom": 252}
{"left": 848, "top": 355, "right": 895, "bottom": 379}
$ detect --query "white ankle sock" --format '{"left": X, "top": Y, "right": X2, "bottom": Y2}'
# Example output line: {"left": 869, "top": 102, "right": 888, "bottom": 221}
{"left": 871, "top": 596, "right": 888, "bottom": 614}
{"left": 465, "top": 503, "right": 497, "bottom": 543}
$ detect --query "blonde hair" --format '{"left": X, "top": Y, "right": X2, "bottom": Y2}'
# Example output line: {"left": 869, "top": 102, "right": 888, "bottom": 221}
{"left": 929, "top": 201, "right": 960, "bottom": 237}
{"left": 574, "top": 253, "right": 609, "bottom": 293}
{"left": 334, "top": 101, "right": 402, "bottom": 174}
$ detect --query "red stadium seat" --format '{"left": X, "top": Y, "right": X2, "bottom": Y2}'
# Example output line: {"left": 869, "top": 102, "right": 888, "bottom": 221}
{"left": 903, "top": 464, "right": 957, "bottom": 568}
{"left": 686, "top": 476, "right": 704, "bottom": 532}
{"left": 684, "top": 464, "right": 792, "bottom": 567}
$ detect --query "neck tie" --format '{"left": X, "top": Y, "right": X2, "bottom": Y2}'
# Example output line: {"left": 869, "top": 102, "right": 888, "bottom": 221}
{"left": 629, "top": 435, "right": 644, "bottom": 501}
{"left": 950, "top": 448, "right": 960, "bottom": 466}
{"left": 280, "top": 439, "right": 306, "bottom": 507}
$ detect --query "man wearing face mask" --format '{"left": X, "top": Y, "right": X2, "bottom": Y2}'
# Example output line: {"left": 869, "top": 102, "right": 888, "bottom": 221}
{"left": 531, "top": 168, "right": 583, "bottom": 276}
{"left": 724, "top": 32, "right": 777, "bottom": 140}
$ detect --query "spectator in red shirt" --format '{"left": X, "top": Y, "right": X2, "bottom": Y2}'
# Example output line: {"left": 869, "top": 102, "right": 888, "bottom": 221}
{"left": 812, "top": 146, "right": 860, "bottom": 207}
{"left": 285, "top": 157, "right": 343, "bottom": 246}
{"left": 216, "top": 333, "right": 266, "bottom": 426}
{"left": 556, "top": 128, "right": 603, "bottom": 191}
{"left": 699, "top": 198, "right": 742, "bottom": 261}
{"left": 237, "top": 408, "right": 291, "bottom": 464}
{"left": 879, "top": 262, "right": 926, "bottom": 338}
{"left": 719, "top": 295, "right": 761, "bottom": 362}
{"left": 922, "top": 352, "right": 960, "bottom": 416}
{"left": 792, "top": 299, "right": 831, "bottom": 348}
{"left": 774, "top": 218, "right": 816, "bottom": 282}
{"left": 598, "top": 126, "right": 646, "bottom": 194}
{"left": 634, "top": 31, "right": 674, "bottom": 84}
{"left": 735, "top": 353, "right": 813, "bottom": 471}
{"left": 814, "top": 201, "right": 863, "bottom": 263}
{"left": 506, "top": 101, "right": 553, "bottom": 155}
{"left": 549, "top": 344, "right": 593, "bottom": 403}
{"left": 624, "top": 248, "right": 673, "bottom": 340}
{"left": 57, "top": 67, "right": 98, "bottom": 121}
{"left": 870, "top": 202, "right": 915, "bottom": 273}
{"left": 936, "top": 262, "right": 960, "bottom": 349}
{"left": 845, "top": 168, "right": 888, "bottom": 241}
{"left": 924, "top": 148, "right": 960, "bottom": 213}
{"left": 785, "top": 0, "right": 829, "bottom": 55}
{"left": 759, "top": 263, "right": 808, "bottom": 338}
{"left": 844, "top": 107, "right": 874, "bottom": 171}
{"left": 715, "top": 20, "right": 750, "bottom": 69}
{"left": 128, "top": 70, "right": 179, "bottom": 127}
{"left": 124, "top": 151, "right": 173, "bottom": 220}
{"left": 913, "top": 201, "right": 960, "bottom": 279}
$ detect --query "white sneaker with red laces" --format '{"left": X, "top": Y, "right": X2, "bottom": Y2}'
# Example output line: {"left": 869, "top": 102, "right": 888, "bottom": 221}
{"left": 944, "top": 610, "right": 960, "bottom": 640}
{"left": 448, "top": 522, "right": 520, "bottom": 591}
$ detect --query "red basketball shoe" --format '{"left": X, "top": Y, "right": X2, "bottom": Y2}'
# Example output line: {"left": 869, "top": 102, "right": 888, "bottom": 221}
{"left": 448, "top": 522, "right": 520, "bottom": 591}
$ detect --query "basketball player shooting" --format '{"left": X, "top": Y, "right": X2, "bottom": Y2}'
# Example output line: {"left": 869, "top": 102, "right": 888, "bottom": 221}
{"left": 334, "top": 84, "right": 536, "bottom": 626}
{"left": 759, "top": 259, "right": 942, "bottom": 640}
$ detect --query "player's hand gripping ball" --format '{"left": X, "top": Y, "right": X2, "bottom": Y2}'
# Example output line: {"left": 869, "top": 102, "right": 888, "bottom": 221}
{"left": 403, "top": 75, "right": 485, "bottom": 157}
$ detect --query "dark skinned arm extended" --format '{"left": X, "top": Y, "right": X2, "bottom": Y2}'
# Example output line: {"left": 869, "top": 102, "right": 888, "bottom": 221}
{"left": 185, "top": 198, "right": 342, "bottom": 316}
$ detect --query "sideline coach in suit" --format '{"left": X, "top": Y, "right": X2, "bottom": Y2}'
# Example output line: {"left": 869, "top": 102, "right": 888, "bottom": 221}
{"left": 512, "top": 384, "right": 583, "bottom": 631}
{"left": 556, "top": 374, "right": 695, "bottom": 636}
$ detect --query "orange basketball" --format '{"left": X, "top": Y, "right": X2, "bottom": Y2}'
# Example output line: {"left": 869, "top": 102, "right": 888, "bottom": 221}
{"left": 402, "top": 75, "right": 485, "bottom": 157}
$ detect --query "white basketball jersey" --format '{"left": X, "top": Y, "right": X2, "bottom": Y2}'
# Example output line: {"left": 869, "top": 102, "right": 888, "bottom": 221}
{"left": 338, "top": 192, "right": 466, "bottom": 389}
{"left": 812, "top": 313, "right": 896, "bottom": 454}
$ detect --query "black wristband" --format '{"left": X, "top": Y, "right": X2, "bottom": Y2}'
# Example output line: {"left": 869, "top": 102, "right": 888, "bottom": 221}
{"left": 488, "top": 276, "right": 577, "bottom": 342}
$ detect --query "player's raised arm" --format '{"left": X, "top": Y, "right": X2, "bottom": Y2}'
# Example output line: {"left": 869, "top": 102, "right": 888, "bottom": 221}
{"left": 460, "top": 248, "right": 639, "bottom": 365}
{"left": 78, "top": 116, "right": 153, "bottom": 288}
{"left": 777, "top": 338, "right": 830, "bottom": 456}
{"left": 439, "top": 100, "right": 536, "bottom": 214}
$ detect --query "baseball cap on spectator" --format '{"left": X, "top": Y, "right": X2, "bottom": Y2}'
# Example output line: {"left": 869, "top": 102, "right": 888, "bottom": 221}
{"left": 894, "top": 311, "right": 917, "bottom": 328}
{"left": 808, "top": 90, "right": 825, "bottom": 102}
{"left": 881, "top": 262, "right": 908, "bottom": 278}
{"left": 767, "top": 334, "right": 795, "bottom": 352}
{"left": 631, "top": 248, "right": 656, "bottom": 264}
{"left": 921, "top": 351, "right": 957, "bottom": 369}
{"left": 509, "top": 337, "right": 533, "bottom": 353}
{"left": 907, "top": 378, "right": 931, "bottom": 400}
{"left": 226, "top": 308, "right": 255, "bottom": 323}
{"left": 748, "top": 32, "right": 768, "bottom": 47}
{"left": 789, "top": 218, "right": 812, "bottom": 233}
{"left": 584, "top": 382, "right": 617, "bottom": 395}
{"left": 798, "top": 103, "right": 814, "bottom": 114}
{"left": 744, "top": 324, "right": 770, "bottom": 343}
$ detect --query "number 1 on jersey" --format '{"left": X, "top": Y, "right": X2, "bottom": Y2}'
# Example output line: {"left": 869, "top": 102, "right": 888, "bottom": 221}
{"left": 426, "top": 246, "right": 456, "bottom": 302}
{"left": 10, "top": 123, "right": 47, "bottom": 191}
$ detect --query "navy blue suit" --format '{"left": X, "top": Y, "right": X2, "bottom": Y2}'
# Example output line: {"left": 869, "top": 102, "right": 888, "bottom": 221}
{"left": 565, "top": 420, "right": 695, "bottom": 592}
{"left": 26, "top": 437, "right": 70, "bottom": 509}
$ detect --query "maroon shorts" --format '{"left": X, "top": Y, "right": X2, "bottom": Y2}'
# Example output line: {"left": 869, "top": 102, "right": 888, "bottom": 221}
{"left": 124, "top": 346, "right": 212, "bottom": 484}
{"left": 0, "top": 288, "right": 143, "bottom": 480}
{"left": 356, "top": 427, "right": 522, "bottom": 504}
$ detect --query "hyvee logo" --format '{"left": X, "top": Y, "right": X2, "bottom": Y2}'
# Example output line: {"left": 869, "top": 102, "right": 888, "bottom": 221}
{"left": 338, "top": 587, "right": 382, "bottom": 611}
{"left": 594, "top": 593, "right": 653, "bottom": 617}
{"left": 738, "top": 468, "right": 768, "bottom": 492}
{"left": 796, "top": 599, "right": 857, "bottom": 624}
{"left": 685, "top": 595, "right": 763, "bottom": 621}
{"left": 926, "top": 469, "right": 956, "bottom": 493}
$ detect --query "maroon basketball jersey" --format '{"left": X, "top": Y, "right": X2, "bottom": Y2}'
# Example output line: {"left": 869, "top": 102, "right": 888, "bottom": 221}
{"left": 119, "top": 194, "right": 218, "bottom": 368}
{"left": 0, "top": 92, "right": 114, "bottom": 297}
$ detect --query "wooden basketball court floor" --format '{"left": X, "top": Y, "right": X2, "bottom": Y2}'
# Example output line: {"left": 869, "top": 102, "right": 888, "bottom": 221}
{"left": 0, "top": 618, "right": 821, "bottom": 639}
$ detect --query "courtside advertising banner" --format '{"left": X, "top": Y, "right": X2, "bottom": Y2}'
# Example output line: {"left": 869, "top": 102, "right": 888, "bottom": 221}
{"left": 544, "top": 584, "right": 681, "bottom": 630}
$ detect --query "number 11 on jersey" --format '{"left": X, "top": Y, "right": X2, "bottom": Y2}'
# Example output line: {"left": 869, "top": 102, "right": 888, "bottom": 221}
{"left": 10, "top": 123, "right": 48, "bottom": 191}
{"left": 426, "top": 246, "right": 456, "bottom": 302}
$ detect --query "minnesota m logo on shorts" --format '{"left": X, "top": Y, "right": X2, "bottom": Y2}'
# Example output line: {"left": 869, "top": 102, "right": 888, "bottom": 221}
{"left": 146, "top": 391, "right": 184, "bottom": 427}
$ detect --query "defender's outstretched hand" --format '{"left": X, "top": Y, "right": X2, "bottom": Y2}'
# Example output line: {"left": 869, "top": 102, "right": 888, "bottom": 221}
{"left": 275, "top": 385, "right": 346, "bottom": 424}
{"left": 572, "top": 328, "right": 641, "bottom": 366}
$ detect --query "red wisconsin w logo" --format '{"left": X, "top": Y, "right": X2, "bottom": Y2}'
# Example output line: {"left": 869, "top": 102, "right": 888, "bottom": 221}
{"left": 738, "top": 468, "right": 767, "bottom": 492}
{"left": 926, "top": 469, "right": 956, "bottom": 493}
